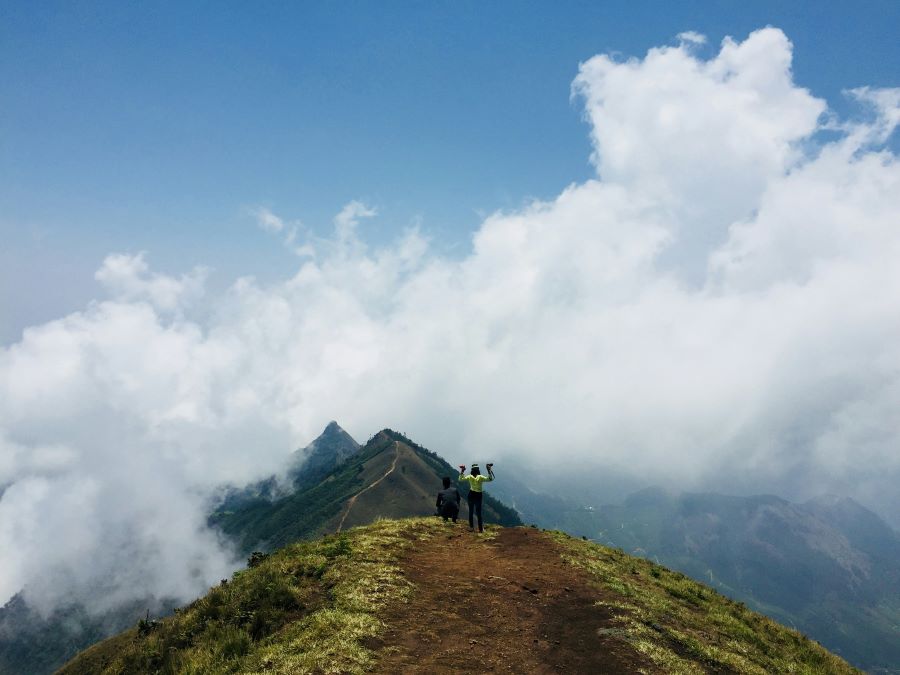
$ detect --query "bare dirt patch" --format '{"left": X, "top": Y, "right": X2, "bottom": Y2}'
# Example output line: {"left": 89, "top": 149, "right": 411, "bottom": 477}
{"left": 373, "top": 525, "right": 655, "bottom": 674}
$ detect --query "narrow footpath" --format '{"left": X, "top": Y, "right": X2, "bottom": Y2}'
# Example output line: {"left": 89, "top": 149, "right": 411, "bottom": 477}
{"left": 372, "top": 525, "right": 655, "bottom": 674}
{"left": 336, "top": 443, "right": 401, "bottom": 533}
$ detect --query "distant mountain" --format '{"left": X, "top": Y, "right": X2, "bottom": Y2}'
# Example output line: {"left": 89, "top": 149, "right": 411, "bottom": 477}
{"left": 58, "top": 518, "right": 857, "bottom": 674}
{"left": 507, "top": 484, "right": 900, "bottom": 673}
{"left": 0, "top": 593, "right": 172, "bottom": 675}
{"left": 287, "top": 420, "right": 361, "bottom": 489}
{"left": 213, "top": 421, "right": 361, "bottom": 513}
{"left": 210, "top": 428, "right": 522, "bottom": 554}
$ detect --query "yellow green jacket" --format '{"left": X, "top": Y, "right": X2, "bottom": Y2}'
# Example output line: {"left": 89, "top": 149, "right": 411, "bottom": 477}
{"left": 459, "top": 473, "right": 493, "bottom": 493}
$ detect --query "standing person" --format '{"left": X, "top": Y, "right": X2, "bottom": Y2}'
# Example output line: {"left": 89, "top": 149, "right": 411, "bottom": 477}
{"left": 435, "top": 477, "right": 461, "bottom": 523}
{"left": 458, "top": 463, "right": 494, "bottom": 532}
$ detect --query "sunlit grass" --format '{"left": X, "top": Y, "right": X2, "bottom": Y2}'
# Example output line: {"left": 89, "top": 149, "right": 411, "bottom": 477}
{"left": 63, "top": 517, "right": 446, "bottom": 675}
{"left": 547, "top": 530, "right": 860, "bottom": 675}
{"left": 61, "top": 520, "right": 859, "bottom": 674}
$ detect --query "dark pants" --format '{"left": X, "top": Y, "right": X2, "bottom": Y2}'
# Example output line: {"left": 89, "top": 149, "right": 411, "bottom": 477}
{"left": 468, "top": 491, "right": 483, "bottom": 531}
{"left": 440, "top": 502, "right": 459, "bottom": 522}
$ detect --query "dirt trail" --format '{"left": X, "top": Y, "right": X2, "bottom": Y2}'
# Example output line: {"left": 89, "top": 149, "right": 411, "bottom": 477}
{"left": 336, "top": 443, "right": 401, "bottom": 533}
{"left": 373, "top": 526, "right": 654, "bottom": 674}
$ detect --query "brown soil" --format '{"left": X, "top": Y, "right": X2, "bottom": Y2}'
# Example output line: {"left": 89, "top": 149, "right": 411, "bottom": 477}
{"left": 373, "top": 525, "right": 656, "bottom": 674}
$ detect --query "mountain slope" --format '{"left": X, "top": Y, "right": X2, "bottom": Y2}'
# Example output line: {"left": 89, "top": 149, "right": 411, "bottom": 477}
{"left": 58, "top": 518, "right": 858, "bottom": 674}
{"left": 0, "top": 595, "right": 163, "bottom": 675}
{"left": 513, "top": 485, "right": 900, "bottom": 673}
{"left": 210, "top": 428, "right": 521, "bottom": 554}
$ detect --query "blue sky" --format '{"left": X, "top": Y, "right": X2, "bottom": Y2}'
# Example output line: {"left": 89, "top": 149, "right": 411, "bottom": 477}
{"left": 1, "top": 1, "right": 899, "bottom": 341}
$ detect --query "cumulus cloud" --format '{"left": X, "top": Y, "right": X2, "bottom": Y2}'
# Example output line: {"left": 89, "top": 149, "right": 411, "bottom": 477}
{"left": 94, "top": 252, "right": 207, "bottom": 312}
{"left": 2, "top": 27, "right": 900, "bottom": 618}
{"left": 573, "top": 28, "right": 826, "bottom": 279}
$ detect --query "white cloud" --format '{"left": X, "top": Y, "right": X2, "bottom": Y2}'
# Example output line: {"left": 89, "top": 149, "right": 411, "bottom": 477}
{"left": 573, "top": 28, "right": 826, "bottom": 279}
{"left": 334, "top": 200, "right": 377, "bottom": 245}
{"left": 252, "top": 206, "right": 286, "bottom": 233}
{"left": 676, "top": 30, "right": 706, "bottom": 46}
{"left": 2, "top": 27, "right": 900, "bottom": 619}
{"left": 94, "top": 252, "right": 207, "bottom": 312}
{"left": 843, "top": 86, "right": 900, "bottom": 147}
{"left": 252, "top": 206, "right": 318, "bottom": 258}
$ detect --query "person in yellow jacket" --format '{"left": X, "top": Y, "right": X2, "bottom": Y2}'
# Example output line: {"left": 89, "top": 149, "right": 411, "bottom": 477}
{"left": 458, "top": 462, "right": 494, "bottom": 532}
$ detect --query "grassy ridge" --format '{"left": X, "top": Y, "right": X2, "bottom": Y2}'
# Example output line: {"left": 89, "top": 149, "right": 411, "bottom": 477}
{"left": 550, "top": 530, "right": 859, "bottom": 674}
{"left": 540, "top": 489, "right": 900, "bottom": 671}
{"left": 61, "top": 519, "right": 858, "bottom": 675}
{"left": 60, "top": 519, "right": 446, "bottom": 675}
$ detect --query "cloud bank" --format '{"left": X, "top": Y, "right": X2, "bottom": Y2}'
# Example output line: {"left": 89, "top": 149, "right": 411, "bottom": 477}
{"left": 2, "top": 28, "right": 900, "bottom": 615}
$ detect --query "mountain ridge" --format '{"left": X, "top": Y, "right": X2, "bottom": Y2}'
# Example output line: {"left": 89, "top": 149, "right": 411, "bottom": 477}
{"left": 58, "top": 518, "right": 859, "bottom": 674}
{"left": 210, "top": 427, "right": 522, "bottom": 553}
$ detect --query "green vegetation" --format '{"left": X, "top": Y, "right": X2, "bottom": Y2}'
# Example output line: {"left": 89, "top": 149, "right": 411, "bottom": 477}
{"left": 380, "top": 428, "right": 521, "bottom": 527}
{"left": 211, "top": 430, "right": 521, "bottom": 556}
{"left": 548, "top": 530, "right": 860, "bottom": 675}
{"left": 210, "top": 435, "right": 398, "bottom": 553}
{"left": 62, "top": 520, "right": 859, "bottom": 674}
{"left": 61, "top": 518, "right": 447, "bottom": 675}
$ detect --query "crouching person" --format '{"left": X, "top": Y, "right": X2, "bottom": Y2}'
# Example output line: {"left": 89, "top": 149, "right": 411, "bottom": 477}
{"left": 436, "top": 476, "right": 461, "bottom": 522}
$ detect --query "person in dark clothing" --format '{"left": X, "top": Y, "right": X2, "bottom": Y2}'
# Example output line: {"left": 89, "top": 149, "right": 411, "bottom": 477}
{"left": 435, "top": 476, "right": 461, "bottom": 522}
{"left": 458, "top": 463, "right": 494, "bottom": 532}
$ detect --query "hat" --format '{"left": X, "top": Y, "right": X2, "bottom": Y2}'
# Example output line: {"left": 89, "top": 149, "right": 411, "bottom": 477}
{"left": 471, "top": 463, "right": 479, "bottom": 469}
